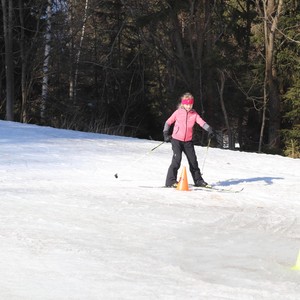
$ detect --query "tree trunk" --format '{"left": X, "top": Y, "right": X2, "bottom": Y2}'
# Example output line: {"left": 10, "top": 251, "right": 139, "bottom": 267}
{"left": 259, "top": 70, "right": 267, "bottom": 153}
{"left": 217, "top": 69, "right": 234, "bottom": 149}
{"left": 257, "top": 0, "right": 283, "bottom": 151}
{"left": 193, "top": 0, "right": 211, "bottom": 115}
{"left": 68, "top": 1, "right": 74, "bottom": 102}
{"left": 41, "top": 0, "right": 52, "bottom": 121}
{"left": 73, "top": 0, "right": 89, "bottom": 102}
{"left": 1, "top": 0, "right": 14, "bottom": 121}
{"left": 18, "top": 0, "right": 27, "bottom": 123}
{"left": 168, "top": 4, "right": 192, "bottom": 88}
{"left": 203, "top": 0, "right": 215, "bottom": 119}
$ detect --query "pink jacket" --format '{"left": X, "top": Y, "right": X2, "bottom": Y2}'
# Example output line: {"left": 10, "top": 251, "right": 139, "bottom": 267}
{"left": 166, "top": 108, "right": 207, "bottom": 142}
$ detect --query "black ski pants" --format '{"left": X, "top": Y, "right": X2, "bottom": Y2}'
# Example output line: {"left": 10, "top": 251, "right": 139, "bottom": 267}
{"left": 165, "top": 138, "right": 202, "bottom": 186}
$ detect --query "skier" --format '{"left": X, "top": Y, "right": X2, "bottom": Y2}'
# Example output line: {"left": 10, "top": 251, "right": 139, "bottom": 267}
{"left": 163, "top": 92, "right": 214, "bottom": 188}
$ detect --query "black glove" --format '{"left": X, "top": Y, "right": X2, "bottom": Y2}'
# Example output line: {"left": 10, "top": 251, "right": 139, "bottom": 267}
{"left": 207, "top": 126, "right": 215, "bottom": 139}
{"left": 163, "top": 131, "right": 171, "bottom": 142}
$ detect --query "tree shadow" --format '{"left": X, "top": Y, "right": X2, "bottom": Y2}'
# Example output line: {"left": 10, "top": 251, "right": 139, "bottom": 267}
{"left": 216, "top": 177, "right": 284, "bottom": 187}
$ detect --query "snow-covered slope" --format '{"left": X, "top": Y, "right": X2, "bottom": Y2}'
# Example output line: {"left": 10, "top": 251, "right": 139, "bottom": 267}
{"left": 1, "top": 120, "right": 300, "bottom": 299}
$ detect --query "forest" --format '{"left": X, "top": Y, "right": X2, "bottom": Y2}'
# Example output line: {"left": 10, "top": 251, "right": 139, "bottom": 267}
{"left": 1, "top": 0, "right": 299, "bottom": 157}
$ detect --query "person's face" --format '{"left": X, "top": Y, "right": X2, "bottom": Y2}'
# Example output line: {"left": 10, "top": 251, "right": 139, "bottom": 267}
{"left": 183, "top": 103, "right": 193, "bottom": 111}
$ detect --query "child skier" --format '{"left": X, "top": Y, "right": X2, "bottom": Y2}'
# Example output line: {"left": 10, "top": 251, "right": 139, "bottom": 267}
{"left": 163, "top": 92, "right": 214, "bottom": 188}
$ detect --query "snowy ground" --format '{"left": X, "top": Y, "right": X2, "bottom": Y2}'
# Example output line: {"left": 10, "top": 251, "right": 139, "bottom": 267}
{"left": 1, "top": 120, "right": 300, "bottom": 300}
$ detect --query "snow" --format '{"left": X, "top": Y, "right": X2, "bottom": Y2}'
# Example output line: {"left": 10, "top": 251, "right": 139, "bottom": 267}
{"left": 1, "top": 120, "right": 300, "bottom": 300}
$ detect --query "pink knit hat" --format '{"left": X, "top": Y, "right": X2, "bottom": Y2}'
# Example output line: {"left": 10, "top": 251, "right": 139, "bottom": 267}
{"left": 181, "top": 97, "right": 194, "bottom": 105}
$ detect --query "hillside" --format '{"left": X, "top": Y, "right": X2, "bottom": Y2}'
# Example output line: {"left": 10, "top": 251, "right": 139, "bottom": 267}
{"left": 1, "top": 120, "right": 300, "bottom": 300}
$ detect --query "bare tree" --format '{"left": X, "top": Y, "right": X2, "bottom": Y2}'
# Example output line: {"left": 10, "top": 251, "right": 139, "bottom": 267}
{"left": 73, "top": 0, "right": 89, "bottom": 102}
{"left": 256, "top": 0, "right": 283, "bottom": 152}
{"left": 217, "top": 69, "right": 235, "bottom": 149}
{"left": 1, "top": 0, "right": 14, "bottom": 121}
{"left": 41, "top": 0, "right": 52, "bottom": 121}
{"left": 18, "top": 0, "right": 30, "bottom": 123}
{"left": 67, "top": 0, "right": 89, "bottom": 103}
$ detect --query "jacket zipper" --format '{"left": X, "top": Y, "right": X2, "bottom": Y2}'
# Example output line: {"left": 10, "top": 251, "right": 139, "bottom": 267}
{"left": 184, "top": 110, "right": 188, "bottom": 141}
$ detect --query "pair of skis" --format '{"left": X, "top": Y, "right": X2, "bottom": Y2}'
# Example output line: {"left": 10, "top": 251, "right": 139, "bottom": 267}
{"left": 190, "top": 185, "right": 243, "bottom": 193}
{"left": 140, "top": 185, "right": 243, "bottom": 193}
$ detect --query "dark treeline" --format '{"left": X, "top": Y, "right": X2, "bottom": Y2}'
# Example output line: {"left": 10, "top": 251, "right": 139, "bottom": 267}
{"left": 1, "top": 0, "right": 299, "bottom": 157}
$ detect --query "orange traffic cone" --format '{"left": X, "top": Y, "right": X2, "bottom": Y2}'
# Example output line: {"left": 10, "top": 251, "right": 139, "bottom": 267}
{"left": 177, "top": 166, "right": 189, "bottom": 191}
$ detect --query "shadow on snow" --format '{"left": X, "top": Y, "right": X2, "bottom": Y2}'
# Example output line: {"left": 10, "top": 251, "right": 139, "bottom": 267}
{"left": 216, "top": 177, "right": 284, "bottom": 187}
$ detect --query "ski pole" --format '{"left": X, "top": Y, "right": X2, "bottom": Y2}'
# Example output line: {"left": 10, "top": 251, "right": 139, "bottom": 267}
{"left": 150, "top": 141, "right": 165, "bottom": 152}
{"left": 114, "top": 141, "right": 165, "bottom": 178}
{"left": 201, "top": 138, "right": 211, "bottom": 175}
